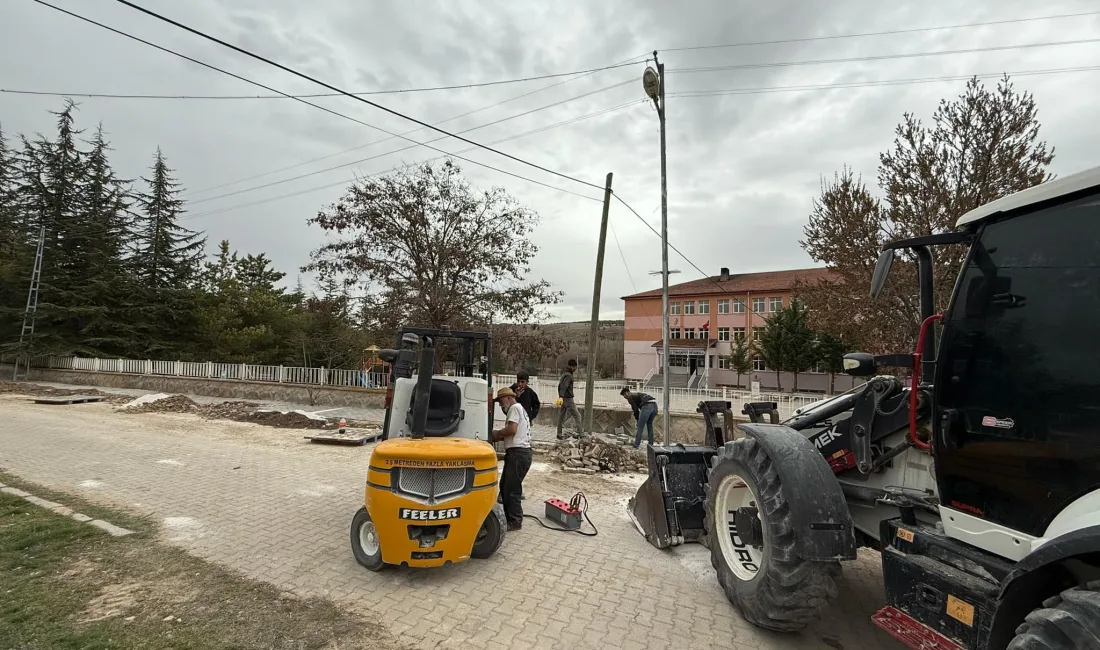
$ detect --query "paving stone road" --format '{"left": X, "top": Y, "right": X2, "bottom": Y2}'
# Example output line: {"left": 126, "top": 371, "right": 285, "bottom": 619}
{"left": 0, "top": 394, "right": 901, "bottom": 650}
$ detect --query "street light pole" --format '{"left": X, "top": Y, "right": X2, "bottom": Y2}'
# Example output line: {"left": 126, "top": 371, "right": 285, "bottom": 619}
{"left": 644, "top": 51, "right": 672, "bottom": 445}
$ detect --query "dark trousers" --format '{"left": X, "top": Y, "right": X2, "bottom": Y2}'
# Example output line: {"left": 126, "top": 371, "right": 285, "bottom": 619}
{"left": 500, "top": 447, "right": 533, "bottom": 526}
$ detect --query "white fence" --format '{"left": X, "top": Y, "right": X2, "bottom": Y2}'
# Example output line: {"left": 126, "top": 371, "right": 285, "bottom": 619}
{"left": 7, "top": 355, "right": 833, "bottom": 417}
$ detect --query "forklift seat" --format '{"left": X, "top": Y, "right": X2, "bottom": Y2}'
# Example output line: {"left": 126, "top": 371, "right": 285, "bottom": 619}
{"left": 406, "top": 379, "right": 464, "bottom": 436}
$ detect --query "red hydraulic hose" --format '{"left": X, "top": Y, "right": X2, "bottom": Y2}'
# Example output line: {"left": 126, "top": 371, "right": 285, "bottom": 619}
{"left": 910, "top": 314, "right": 943, "bottom": 451}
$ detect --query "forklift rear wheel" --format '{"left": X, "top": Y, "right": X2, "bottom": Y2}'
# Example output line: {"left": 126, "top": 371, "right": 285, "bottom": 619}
{"left": 1007, "top": 580, "right": 1100, "bottom": 649}
{"left": 471, "top": 503, "right": 507, "bottom": 559}
{"left": 350, "top": 507, "right": 387, "bottom": 572}
{"left": 704, "top": 437, "right": 840, "bottom": 632}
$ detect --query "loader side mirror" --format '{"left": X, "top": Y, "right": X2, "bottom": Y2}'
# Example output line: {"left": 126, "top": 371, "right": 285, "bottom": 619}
{"left": 870, "top": 249, "right": 895, "bottom": 301}
{"left": 842, "top": 353, "right": 876, "bottom": 377}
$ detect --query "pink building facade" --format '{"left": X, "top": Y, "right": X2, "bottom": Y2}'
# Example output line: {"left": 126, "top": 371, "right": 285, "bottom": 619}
{"left": 622, "top": 267, "right": 858, "bottom": 394}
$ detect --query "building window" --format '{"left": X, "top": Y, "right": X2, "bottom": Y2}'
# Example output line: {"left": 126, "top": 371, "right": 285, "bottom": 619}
{"left": 732, "top": 327, "right": 746, "bottom": 341}
{"left": 752, "top": 355, "right": 766, "bottom": 371}
{"left": 685, "top": 328, "right": 696, "bottom": 340}
{"left": 718, "top": 357, "right": 731, "bottom": 369}
{"left": 769, "top": 297, "right": 783, "bottom": 312}
{"left": 697, "top": 328, "right": 707, "bottom": 339}
{"left": 670, "top": 328, "right": 681, "bottom": 339}
{"left": 683, "top": 301, "right": 695, "bottom": 315}
{"left": 752, "top": 297, "right": 765, "bottom": 313}
{"left": 698, "top": 300, "right": 710, "bottom": 315}
{"left": 671, "top": 301, "right": 680, "bottom": 315}
{"left": 732, "top": 300, "right": 745, "bottom": 313}
{"left": 717, "top": 299, "right": 730, "bottom": 314}
{"left": 718, "top": 327, "right": 730, "bottom": 341}
{"left": 752, "top": 330, "right": 763, "bottom": 342}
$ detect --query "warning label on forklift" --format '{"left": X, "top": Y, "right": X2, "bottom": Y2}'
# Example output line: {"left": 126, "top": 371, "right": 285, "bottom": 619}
{"left": 384, "top": 459, "right": 475, "bottom": 468}
{"left": 946, "top": 595, "right": 975, "bottom": 627}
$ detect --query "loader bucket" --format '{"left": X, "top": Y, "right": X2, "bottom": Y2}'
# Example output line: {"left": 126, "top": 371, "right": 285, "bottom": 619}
{"left": 627, "top": 444, "right": 715, "bottom": 549}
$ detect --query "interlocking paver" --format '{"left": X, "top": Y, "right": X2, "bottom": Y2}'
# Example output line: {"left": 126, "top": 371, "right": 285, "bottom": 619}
{"left": 0, "top": 395, "right": 903, "bottom": 649}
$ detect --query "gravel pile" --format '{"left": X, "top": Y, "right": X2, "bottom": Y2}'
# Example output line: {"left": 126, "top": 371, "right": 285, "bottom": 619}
{"left": 545, "top": 434, "right": 648, "bottom": 474}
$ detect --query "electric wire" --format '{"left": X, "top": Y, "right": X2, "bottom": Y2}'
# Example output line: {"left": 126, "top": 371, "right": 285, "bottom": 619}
{"left": 186, "top": 79, "right": 635, "bottom": 206}
{"left": 105, "top": 0, "right": 606, "bottom": 192}
{"left": 31, "top": 0, "right": 603, "bottom": 202}
{"left": 663, "top": 10, "right": 1100, "bottom": 53}
{"left": 0, "top": 64, "right": 643, "bottom": 99}
{"left": 669, "top": 37, "right": 1100, "bottom": 75}
{"left": 183, "top": 53, "right": 648, "bottom": 197}
{"left": 666, "top": 65, "right": 1100, "bottom": 98}
{"left": 180, "top": 99, "right": 645, "bottom": 220}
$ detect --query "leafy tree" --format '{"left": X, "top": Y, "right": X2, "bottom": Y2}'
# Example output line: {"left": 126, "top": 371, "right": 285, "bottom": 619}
{"left": 727, "top": 333, "right": 753, "bottom": 389}
{"left": 798, "top": 75, "right": 1054, "bottom": 354}
{"left": 814, "top": 330, "right": 853, "bottom": 394}
{"left": 304, "top": 159, "right": 562, "bottom": 337}
{"left": 756, "top": 301, "right": 815, "bottom": 391}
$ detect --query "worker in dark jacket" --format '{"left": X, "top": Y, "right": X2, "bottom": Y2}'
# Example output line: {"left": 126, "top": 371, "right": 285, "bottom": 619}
{"left": 510, "top": 371, "right": 541, "bottom": 422}
{"left": 621, "top": 387, "right": 658, "bottom": 448}
{"left": 556, "top": 359, "right": 582, "bottom": 439}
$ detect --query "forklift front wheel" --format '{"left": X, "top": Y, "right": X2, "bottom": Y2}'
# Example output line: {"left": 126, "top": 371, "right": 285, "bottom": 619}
{"left": 471, "top": 503, "right": 507, "bottom": 559}
{"left": 351, "top": 507, "right": 387, "bottom": 572}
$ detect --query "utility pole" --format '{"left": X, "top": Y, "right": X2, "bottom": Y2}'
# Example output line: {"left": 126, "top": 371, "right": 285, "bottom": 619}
{"left": 14, "top": 225, "right": 46, "bottom": 381}
{"left": 584, "top": 172, "right": 614, "bottom": 434}
{"left": 644, "top": 51, "right": 671, "bottom": 444}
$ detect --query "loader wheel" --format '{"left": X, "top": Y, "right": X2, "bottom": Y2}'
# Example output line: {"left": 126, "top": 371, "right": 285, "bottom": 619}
{"left": 350, "top": 507, "right": 387, "bottom": 572}
{"left": 471, "top": 503, "right": 506, "bottom": 559}
{"left": 704, "top": 438, "right": 840, "bottom": 631}
{"left": 1007, "top": 580, "right": 1100, "bottom": 649}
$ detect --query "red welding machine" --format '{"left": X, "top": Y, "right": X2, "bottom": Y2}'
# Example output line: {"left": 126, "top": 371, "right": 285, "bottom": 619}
{"left": 544, "top": 497, "right": 583, "bottom": 531}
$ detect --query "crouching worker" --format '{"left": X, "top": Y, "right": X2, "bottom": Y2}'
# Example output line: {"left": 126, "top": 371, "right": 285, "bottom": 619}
{"left": 620, "top": 387, "right": 658, "bottom": 448}
{"left": 492, "top": 387, "right": 532, "bottom": 531}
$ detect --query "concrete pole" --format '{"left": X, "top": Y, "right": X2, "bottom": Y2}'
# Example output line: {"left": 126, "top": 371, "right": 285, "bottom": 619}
{"left": 584, "top": 173, "right": 614, "bottom": 434}
{"left": 656, "top": 53, "right": 671, "bottom": 445}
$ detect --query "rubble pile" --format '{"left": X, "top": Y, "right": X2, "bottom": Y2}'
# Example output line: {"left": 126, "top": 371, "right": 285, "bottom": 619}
{"left": 545, "top": 434, "right": 648, "bottom": 475}
{"left": 246, "top": 409, "right": 328, "bottom": 429}
{"left": 119, "top": 393, "right": 369, "bottom": 430}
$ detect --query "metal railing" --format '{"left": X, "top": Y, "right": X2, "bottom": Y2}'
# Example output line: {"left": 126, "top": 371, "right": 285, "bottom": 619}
{"left": 5, "top": 354, "right": 833, "bottom": 416}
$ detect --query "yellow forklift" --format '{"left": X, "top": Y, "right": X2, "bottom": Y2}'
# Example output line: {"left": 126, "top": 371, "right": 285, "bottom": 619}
{"left": 350, "top": 327, "right": 506, "bottom": 569}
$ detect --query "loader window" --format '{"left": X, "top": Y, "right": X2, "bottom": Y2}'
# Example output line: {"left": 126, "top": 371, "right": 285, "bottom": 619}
{"left": 936, "top": 191, "right": 1100, "bottom": 536}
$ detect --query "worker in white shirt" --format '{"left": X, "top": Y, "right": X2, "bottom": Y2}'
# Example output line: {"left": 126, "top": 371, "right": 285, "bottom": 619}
{"left": 491, "top": 386, "right": 532, "bottom": 531}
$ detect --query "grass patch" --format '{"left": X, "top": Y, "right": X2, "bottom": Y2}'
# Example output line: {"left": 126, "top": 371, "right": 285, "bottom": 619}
{"left": 0, "top": 487, "right": 404, "bottom": 650}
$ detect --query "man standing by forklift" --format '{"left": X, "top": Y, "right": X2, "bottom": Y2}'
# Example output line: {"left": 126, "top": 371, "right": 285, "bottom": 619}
{"left": 556, "top": 359, "right": 582, "bottom": 439}
{"left": 510, "top": 371, "right": 540, "bottom": 501}
{"left": 491, "top": 387, "right": 532, "bottom": 531}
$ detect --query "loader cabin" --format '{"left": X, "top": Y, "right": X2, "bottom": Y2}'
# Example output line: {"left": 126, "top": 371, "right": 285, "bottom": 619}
{"left": 852, "top": 166, "right": 1100, "bottom": 556}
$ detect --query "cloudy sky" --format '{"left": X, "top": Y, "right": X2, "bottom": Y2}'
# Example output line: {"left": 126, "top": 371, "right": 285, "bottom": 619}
{"left": 2, "top": 0, "right": 1098, "bottom": 322}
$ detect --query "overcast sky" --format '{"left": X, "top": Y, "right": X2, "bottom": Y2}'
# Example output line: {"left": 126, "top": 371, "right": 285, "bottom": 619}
{"left": 2, "top": 0, "right": 1098, "bottom": 322}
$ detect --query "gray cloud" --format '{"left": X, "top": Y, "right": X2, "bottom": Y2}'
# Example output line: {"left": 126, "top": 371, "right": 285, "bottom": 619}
{"left": 3, "top": 0, "right": 1099, "bottom": 326}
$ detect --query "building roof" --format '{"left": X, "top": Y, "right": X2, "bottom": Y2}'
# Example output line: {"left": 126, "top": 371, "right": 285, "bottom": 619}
{"left": 622, "top": 267, "right": 835, "bottom": 300}
{"left": 956, "top": 165, "right": 1100, "bottom": 227}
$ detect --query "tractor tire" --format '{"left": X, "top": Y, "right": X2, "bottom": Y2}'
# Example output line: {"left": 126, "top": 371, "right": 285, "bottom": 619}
{"left": 350, "top": 507, "right": 387, "bottom": 572}
{"left": 471, "top": 503, "right": 507, "bottom": 559}
{"left": 1007, "top": 580, "right": 1100, "bottom": 649}
{"left": 704, "top": 437, "right": 840, "bottom": 632}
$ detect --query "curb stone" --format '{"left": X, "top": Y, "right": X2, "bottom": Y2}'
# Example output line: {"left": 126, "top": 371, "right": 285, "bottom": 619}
{"left": 1, "top": 483, "right": 134, "bottom": 536}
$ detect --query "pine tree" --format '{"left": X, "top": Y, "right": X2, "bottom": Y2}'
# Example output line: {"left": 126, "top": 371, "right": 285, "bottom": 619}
{"left": 0, "top": 123, "right": 28, "bottom": 346}
{"left": 134, "top": 148, "right": 204, "bottom": 289}
{"left": 727, "top": 334, "right": 753, "bottom": 390}
{"left": 132, "top": 148, "right": 206, "bottom": 358}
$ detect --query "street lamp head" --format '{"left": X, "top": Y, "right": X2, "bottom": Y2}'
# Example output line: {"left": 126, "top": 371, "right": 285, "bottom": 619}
{"left": 642, "top": 66, "right": 661, "bottom": 103}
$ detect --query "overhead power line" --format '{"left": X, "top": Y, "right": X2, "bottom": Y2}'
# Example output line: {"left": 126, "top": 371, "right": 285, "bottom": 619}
{"left": 186, "top": 79, "right": 634, "bottom": 206}
{"left": 670, "top": 37, "right": 1100, "bottom": 75}
{"left": 181, "top": 99, "right": 646, "bottom": 220}
{"left": 663, "top": 10, "right": 1100, "bottom": 53}
{"left": 668, "top": 65, "right": 1100, "bottom": 98}
{"left": 33, "top": 0, "right": 603, "bottom": 201}
{"left": 103, "top": 0, "right": 605, "bottom": 192}
{"left": 0, "top": 62, "right": 643, "bottom": 100}
{"left": 184, "top": 53, "right": 647, "bottom": 197}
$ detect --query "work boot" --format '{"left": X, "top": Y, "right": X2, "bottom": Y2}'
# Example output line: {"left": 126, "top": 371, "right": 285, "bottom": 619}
{"left": 507, "top": 521, "right": 522, "bottom": 532}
